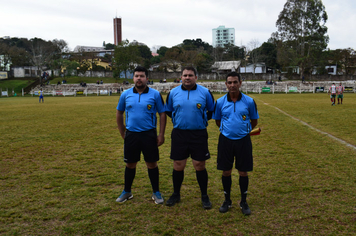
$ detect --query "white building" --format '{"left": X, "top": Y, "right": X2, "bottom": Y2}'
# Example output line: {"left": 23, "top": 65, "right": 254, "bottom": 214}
{"left": 73, "top": 46, "right": 105, "bottom": 53}
{"left": 211, "top": 61, "right": 241, "bottom": 73}
{"left": 240, "top": 63, "right": 267, "bottom": 74}
{"left": 212, "top": 26, "right": 235, "bottom": 48}
{"left": 73, "top": 46, "right": 113, "bottom": 57}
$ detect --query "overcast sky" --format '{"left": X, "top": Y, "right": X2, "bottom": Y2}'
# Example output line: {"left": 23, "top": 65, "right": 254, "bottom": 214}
{"left": 1, "top": 0, "right": 355, "bottom": 51}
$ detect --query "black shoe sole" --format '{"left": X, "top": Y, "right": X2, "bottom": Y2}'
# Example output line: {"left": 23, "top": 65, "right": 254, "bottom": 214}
{"left": 240, "top": 202, "right": 251, "bottom": 215}
{"left": 203, "top": 203, "right": 212, "bottom": 210}
{"left": 219, "top": 205, "right": 232, "bottom": 213}
{"left": 240, "top": 208, "right": 251, "bottom": 215}
{"left": 219, "top": 208, "right": 229, "bottom": 213}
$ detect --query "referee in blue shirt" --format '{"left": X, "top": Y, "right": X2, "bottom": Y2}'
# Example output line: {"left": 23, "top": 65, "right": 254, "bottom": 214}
{"left": 213, "top": 72, "right": 259, "bottom": 214}
{"left": 116, "top": 66, "right": 167, "bottom": 204}
{"left": 165, "top": 66, "right": 215, "bottom": 209}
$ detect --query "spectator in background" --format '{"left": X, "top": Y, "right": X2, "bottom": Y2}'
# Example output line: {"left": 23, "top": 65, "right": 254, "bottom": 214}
{"left": 328, "top": 83, "right": 337, "bottom": 106}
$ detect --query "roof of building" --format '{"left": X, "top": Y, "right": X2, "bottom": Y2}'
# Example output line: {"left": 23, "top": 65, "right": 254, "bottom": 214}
{"left": 73, "top": 46, "right": 106, "bottom": 52}
{"left": 211, "top": 61, "right": 241, "bottom": 70}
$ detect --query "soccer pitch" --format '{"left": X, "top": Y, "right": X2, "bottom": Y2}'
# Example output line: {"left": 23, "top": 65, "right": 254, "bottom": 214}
{"left": 1, "top": 93, "right": 355, "bottom": 235}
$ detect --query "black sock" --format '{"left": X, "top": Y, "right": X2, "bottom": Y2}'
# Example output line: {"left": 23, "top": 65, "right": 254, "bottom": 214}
{"left": 124, "top": 167, "right": 136, "bottom": 192}
{"left": 239, "top": 176, "right": 249, "bottom": 202}
{"left": 148, "top": 167, "right": 159, "bottom": 193}
{"left": 173, "top": 169, "right": 184, "bottom": 195}
{"left": 196, "top": 169, "right": 208, "bottom": 196}
{"left": 222, "top": 175, "right": 232, "bottom": 202}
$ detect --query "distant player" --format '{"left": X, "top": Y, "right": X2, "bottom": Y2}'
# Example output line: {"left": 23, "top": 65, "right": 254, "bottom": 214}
{"left": 337, "top": 82, "right": 344, "bottom": 104}
{"left": 39, "top": 89, "right": 44, "bottom": 103}
{"left": 328, "top": 83, "right": 336, "bottom": 106}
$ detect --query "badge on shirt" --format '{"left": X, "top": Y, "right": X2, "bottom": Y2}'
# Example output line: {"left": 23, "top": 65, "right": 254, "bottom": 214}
{"left": 196, "top": 103, "right": 202, "bottom": 109}
{"left": 242, "top": 115, "right": 247, "bottom": 121}
{"left": 147, "top": 104, "right": 152, "bottom": 110}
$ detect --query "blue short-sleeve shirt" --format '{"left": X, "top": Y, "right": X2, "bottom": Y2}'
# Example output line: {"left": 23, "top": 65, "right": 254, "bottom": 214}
{"left": 166, "top": 84, "right": 215, "bottom": 130}
{"left": 213, "top": 92, "right": 259, "bottom": 140}
{"left": 117, "top": 86, "right": 165, "bottom": 132}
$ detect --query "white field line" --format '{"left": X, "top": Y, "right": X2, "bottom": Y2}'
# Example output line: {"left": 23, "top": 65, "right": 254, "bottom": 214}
{"left": 260, "top": 101, "right": 356, "bottom": 152}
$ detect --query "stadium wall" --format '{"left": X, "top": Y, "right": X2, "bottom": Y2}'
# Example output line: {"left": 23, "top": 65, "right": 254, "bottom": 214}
{"left": 28, "top": 80, "right": 356, "bottom": 96}
{"left": 10, "top": 67, "right": 356, "bottom": 81}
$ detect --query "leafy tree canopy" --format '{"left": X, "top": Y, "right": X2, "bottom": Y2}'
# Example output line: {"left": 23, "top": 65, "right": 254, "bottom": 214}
{"left": 112, "top": 39, "right": 140, "bottom": 79}
{"left": 271, "top": 0, "right": 329, "bottom": 76}
{"left": 157, "top": 46, "right": 169, "bottom": 57}
{"left": 104, "top": 43, "right": 115, "bottom": 50}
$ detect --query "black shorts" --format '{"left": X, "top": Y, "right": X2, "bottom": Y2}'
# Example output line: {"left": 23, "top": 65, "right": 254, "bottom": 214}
{"left": 170, "top": 128, "right": 210, "bottom": 161}
{"left": 124, "top": 129, "right": 159, "bottom": 163}
{"left": 217, "top": 133, "right": 253, "bottom": 172}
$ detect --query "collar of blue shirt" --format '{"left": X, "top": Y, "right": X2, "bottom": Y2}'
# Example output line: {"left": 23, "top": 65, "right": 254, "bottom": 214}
{"left": 227, "top": 92, "right": 242, "bottom": 102}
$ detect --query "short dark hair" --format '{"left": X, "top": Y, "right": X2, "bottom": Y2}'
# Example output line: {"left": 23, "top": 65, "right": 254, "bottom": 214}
{"left": 182, "top": 66, "right": 197, "bottom": 76}
{"left": 134, "top": 66, "right": 148, "bottom": 77}
{"left": 226, "top": 71, "right": 241, "bottom": 81}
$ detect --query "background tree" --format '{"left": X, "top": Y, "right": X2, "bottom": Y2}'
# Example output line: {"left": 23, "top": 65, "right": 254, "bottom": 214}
{"left": 1, "top": 37, "right": 31, "bottom": 52}
{"left": 331, "top": 48, "right": 356, "bottom": 75}
{"left": 177, "top": 39, "right": 214, "bottom": 72}
{"left": 157, "top": 46, "right": 169, "bottom": 57}
{"left": 150, "top": 55, "right": 162, "bottom": 65}
{"left": 0, "top": 42, "right": 12, "bottom": 71}
{"left": 212, "top": 47, "right": 225, "bottom": 62}
{"left": 211, "top": 43, "right": 244, "bottom": 63}
{"left": 104, "top": 43, "right": 115, "bottom": 50}
{"left": 70, "top": 47, "right": 94, "bottom": 75}
{"left": 8, "top": 46, "right": 30, "bottom": 67}
{"left": 223, "top": 43, "right": 244, "bottom": 61}
{"left": 113, "top": 40, "right": 140, "bottom": 79}
{"left": 28, "top": 38, "right": 58, "bottom": 82}
{"left": 194, "top": 52, "right": 213, "bottom": 73}
{"left": 259, "top": 41, "right": 280, "bottom": 70}
{"left": 161, "top": 46, "right": 183, "bottom": 72}
{"left": 247, "top": 39, "right": 262, "bottom": 75}
{"left": 0, "top": 37, "right": 68, "bottom": 74}
{"left": 137, "top": 44, "right": 152, "bottom": 69}
{"left": 272, "top": 0, "right": 328, "bottom": 78}
{"left": 52, "top": 39, "right": 69, "bottom": 54}
{"left": 48, "top": 39, "right": 69, "bottom": 75}
{"left": 62, "top": 59, "right": 80, "bottom": 77}
{"left": 0, "top": 37, "right": 32, "bottom": 68}
{"left": 181, "top": 38, "right": 212, "bottom": 52}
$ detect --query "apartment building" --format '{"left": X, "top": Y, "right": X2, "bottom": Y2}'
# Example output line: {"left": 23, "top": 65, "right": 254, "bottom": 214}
{"left": 212, "top": 25, "right": 235, "bottom": 48}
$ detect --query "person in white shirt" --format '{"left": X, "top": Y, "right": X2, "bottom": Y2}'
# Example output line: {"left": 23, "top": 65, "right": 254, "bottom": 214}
{"left": 328, "top": 83, "right": 337, "bottom": 106}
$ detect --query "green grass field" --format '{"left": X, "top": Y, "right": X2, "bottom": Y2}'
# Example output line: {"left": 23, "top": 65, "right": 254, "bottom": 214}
{"left": 1, "top": 93, "right": 355, "bottom": 235}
